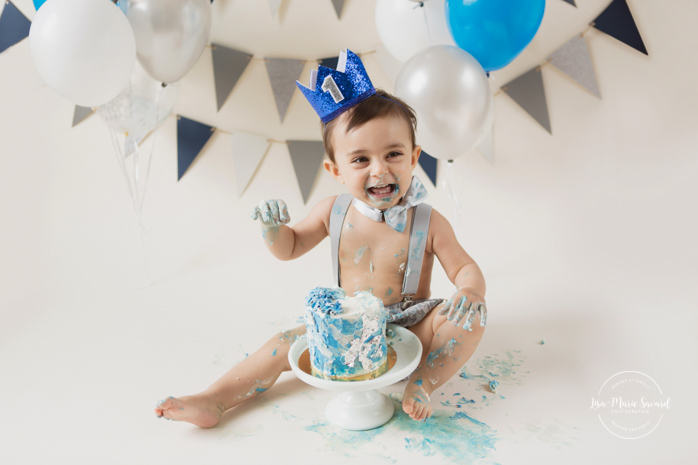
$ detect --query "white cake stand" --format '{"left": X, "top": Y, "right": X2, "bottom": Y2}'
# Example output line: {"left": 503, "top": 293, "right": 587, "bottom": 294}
{"left": 288, "top": 323, "right": 422, "bottom": 431}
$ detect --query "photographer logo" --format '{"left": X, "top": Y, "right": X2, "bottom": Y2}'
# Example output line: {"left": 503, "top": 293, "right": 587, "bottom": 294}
{"left": 591, "top": 371, "right": 671, "bottom": 439}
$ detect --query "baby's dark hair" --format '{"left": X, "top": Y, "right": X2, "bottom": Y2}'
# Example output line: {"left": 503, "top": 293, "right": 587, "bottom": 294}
{"left": 322, "top": 89, "right": 417, "bottom": 164}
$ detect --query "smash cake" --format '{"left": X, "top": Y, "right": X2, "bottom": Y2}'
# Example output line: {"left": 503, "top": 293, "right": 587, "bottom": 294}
{"left": 304, "top": 287, "right": 389, "bottom": 381}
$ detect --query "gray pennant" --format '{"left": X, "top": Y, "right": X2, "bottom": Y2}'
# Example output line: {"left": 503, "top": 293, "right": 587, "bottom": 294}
{"left": 72, "top": 105, "right": 94, "bottom": 127}
{"left": 211, "top": 43, "right": 252, "bottom": 111}
{"left": 549, "top": 35, "right": 601, "bottom": 98}
{"left": 503, "top": 67, "right": 552, "bottom": 134}
{"left": 331, "top": 0, "right": 345, "bottom": 18}
{"left": 561, "top": 0, "right": 576, "bottom": 6}
{"left": 287, "top": 140, "right": 325, "bottom": 204}
{"left": 265, "top": 58, "right": 305, "bottom": 122}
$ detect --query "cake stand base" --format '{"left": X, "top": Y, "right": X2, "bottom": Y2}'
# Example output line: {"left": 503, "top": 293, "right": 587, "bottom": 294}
{"left": 289, "top": 324, "right": 422, "bottom": 431}
{"left": 325, "top": 389, "right": 395, "bottom": 430}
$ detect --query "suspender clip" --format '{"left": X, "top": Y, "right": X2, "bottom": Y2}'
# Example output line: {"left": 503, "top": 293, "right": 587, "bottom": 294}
{"left": 401, "top": 294, "right": 415, "bottom": 309}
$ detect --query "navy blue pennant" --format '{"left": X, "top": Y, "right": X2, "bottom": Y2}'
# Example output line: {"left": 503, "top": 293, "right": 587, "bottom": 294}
{"left": 419, "top": 150, "right": 438, "bottom": 187}
{"left": 561, "top": 0, "right": 576, "bottom": 7}
{"left": 0, "top": 1, "right": 31, "bottom": 54}
{"left": 177, "top": 116, "right": 214, "bottom": 181}
{"left": 593, "top": 0, "right": 647, "bottom": 55}
{"left": 319, "top": 56, "right": 339, "bottom": 71}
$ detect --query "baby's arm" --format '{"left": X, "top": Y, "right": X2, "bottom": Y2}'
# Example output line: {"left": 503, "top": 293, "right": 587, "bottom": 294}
{"left": 251, "top": 196, "right": 335, "bottom": 261}
{"left": 429, "top": 209, "right": 487, "bottom": 329}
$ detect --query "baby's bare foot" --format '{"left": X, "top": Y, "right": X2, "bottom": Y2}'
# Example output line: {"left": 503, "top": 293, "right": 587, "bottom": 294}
{"left": 154, "top": 394, "right": 225, "bottom": 428}
{"left": 402, "top": 377, "right": 433, "bottom": 422}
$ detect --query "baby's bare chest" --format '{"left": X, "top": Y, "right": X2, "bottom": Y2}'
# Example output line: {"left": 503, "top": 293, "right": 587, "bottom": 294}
{"left": 337, "top": 209, "right": 412, "bottom": 279}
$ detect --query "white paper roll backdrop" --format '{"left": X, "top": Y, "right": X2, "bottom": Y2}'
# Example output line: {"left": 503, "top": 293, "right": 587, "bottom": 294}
{"left": 29, "top": 0, "right": 136, "bottom": 107}
{"left": 395, "top": 45, "right": 492, "bottom": 160}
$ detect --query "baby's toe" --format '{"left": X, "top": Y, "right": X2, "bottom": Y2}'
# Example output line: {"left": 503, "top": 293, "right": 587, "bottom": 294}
{"left": 410, "top": 402, "right": 424, "bottom": 420}
{"left": 402, "top": 397, "right": 416, "bottom": 415}
{"left": 420, "top": 407, "right": 432, "bottom": 422}
{"left": 156, "top": 397, "right": 174, "bottom": 410}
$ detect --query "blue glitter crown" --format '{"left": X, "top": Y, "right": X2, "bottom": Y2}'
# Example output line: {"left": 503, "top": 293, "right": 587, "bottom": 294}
{"left": 296, "top": 50, "right": 376, "bottom": 123}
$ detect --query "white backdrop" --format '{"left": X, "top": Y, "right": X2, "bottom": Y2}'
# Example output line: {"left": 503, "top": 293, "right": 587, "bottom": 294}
{"left": 1, "top": 0, "right": 696, "bottom": 463}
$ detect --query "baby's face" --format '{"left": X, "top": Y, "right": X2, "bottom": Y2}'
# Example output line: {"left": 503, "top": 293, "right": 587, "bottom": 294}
{"left": 328, "top": 114, "right": 420, "bottom": 210}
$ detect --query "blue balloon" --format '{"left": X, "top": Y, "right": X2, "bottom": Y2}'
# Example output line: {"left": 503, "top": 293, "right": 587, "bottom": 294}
{"left": 446, "top": 0, "right": 545, "bottom": 72}
{"left": 34, "top": 0, "right": 128, "bottom": 12}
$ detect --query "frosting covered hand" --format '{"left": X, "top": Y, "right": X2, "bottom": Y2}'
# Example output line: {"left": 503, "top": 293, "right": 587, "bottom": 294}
{"left": 438, "top": 289, "right": 487, "bottom": 331}
{"left": 251, "top": 199, "right": 290, "bottom": 228}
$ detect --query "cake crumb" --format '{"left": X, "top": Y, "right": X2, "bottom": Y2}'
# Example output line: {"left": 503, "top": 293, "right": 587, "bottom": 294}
{"left": 489, "top": 379, "right": 499, "bottom": 393}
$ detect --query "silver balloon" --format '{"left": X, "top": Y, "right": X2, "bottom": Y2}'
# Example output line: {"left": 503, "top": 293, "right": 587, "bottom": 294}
{"left": 125, "top": 0, "right": 212, "bottom": 84}
{"left": 395, "top": 45, "right": 492, "bottom": 160}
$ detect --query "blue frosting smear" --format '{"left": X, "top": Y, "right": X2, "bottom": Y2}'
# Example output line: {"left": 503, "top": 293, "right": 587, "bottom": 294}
{"left": 305, "top": 287, "right": 346, "bottom": 315}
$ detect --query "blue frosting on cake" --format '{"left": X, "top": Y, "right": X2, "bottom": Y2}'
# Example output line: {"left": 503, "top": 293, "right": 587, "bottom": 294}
{"left": 304, "top": 287, "right": 388, "bottom": 381}
{"left": 305, "top": 287, "right": 345, "bottom": 315}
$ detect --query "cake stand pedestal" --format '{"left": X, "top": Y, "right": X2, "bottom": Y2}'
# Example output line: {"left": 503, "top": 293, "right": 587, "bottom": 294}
{"left": 288, "top": 324, "right": 422, "bottom": 431}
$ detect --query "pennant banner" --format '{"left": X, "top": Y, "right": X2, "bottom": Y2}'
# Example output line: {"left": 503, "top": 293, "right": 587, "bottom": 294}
{"left": 0, "top": 1, "right": 30, "bottom": 54}
{"left": 231, "top": 132, "right": 270, "bottom": 196}
{"left": 265, "top": 57, "right": 305, "bottom": 122}
{"left": 593, "top": 0, "right": 647, "bottom": 55}
{"left": 288, "top": 140, "right": 325, "bottom": 204}
{"left": 331, "top": 0, "right": 345, "bottom": 19}
{"left": 72, "top": 105, "right": 95, "bottom": 127}
{"left": 68, "top": 1, "right": 656, "bottom": 181}
{"left": 549, "top": 35, "right": 601, "bottom": 98}
{"left": 503, "top": 67, "right": 551, "bottom": 134}
{"left": 177, "top": 116, "right": 214, "bottom": 181}
{"left": 212, "top": 44, "right": 252, "bottom": 111}
{"left": 418, "top": 151, "right": 438, "bottom": 187}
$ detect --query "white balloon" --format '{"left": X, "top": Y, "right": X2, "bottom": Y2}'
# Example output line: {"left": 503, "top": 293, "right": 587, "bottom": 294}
{"left": 395, "top": 45, "right": 492, "bottom": 160}
{"left": 29, "top": 0, "right": 136, "bottom": 107}
{"left": 375, "top": 0, "right": 455, "bottom": 63}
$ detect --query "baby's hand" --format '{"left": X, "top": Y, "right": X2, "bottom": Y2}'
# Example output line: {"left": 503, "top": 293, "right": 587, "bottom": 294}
{"left": 438, "top": 289, "right": 487, "bottom": 331}
{"left": 251, "top": 199, "right": 290, "bottom": 228}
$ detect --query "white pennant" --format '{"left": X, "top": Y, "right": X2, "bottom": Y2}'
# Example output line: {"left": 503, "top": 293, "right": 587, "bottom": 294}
{"left": 477, "top": 126, "right": 494, "bottom": 165}
{"left": 267, "top": 0, "right": 282, "bottom": 18}
{"left": 231, "top": 132, "right": 270, "bottom": 196}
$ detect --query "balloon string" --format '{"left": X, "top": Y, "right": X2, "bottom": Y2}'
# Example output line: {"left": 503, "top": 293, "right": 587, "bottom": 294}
{"left": 443, "top": 160, "right": 463, "bottom": 236}
{"left": 107, "top": 125, "right": 137, "bottom": 210}
{"left": 105, "top": 115, "right": 152, "bottom": 286}
{"left": 420, "top": 3, "right": 433, "bottom": 46}
{"left": 138, "top": 86, "right": 162, "bottom": 214}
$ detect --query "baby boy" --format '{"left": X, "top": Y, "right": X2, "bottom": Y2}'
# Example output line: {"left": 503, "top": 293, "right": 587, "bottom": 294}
{"left": 155, "top": 50, "right": 487, "bottom": 426}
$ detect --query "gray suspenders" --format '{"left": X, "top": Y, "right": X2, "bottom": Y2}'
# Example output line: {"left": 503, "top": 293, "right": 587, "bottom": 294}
{"left": 329, "top": 194, "right": 432, "bottom": 302}
{"left": 330, "top": 194, "right": 353, "bottom": 288}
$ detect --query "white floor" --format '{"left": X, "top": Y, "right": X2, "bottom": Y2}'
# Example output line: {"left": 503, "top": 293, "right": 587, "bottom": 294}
{"left": 1, "top": 118, "right": 695, "bottom": 463}
{"left": 2, "top": 0, "right": 698, "bottom": 463}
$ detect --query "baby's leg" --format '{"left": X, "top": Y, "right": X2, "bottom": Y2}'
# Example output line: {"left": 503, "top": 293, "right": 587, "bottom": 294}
{"left": 155, "top": 325, "right": 306, "bottom": 428}
{"left": 403, "top": 308, "right": 485, "bottom": 421}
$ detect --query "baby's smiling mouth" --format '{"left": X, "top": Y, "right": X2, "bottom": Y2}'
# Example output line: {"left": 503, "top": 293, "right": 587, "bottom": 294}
{"left": 366, "top": 183, "right": 397, "bottom": 198}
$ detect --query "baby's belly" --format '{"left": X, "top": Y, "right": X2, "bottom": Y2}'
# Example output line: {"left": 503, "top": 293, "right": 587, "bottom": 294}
{"left": 339, "top": 267, "right": 406, "bottom": 307}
